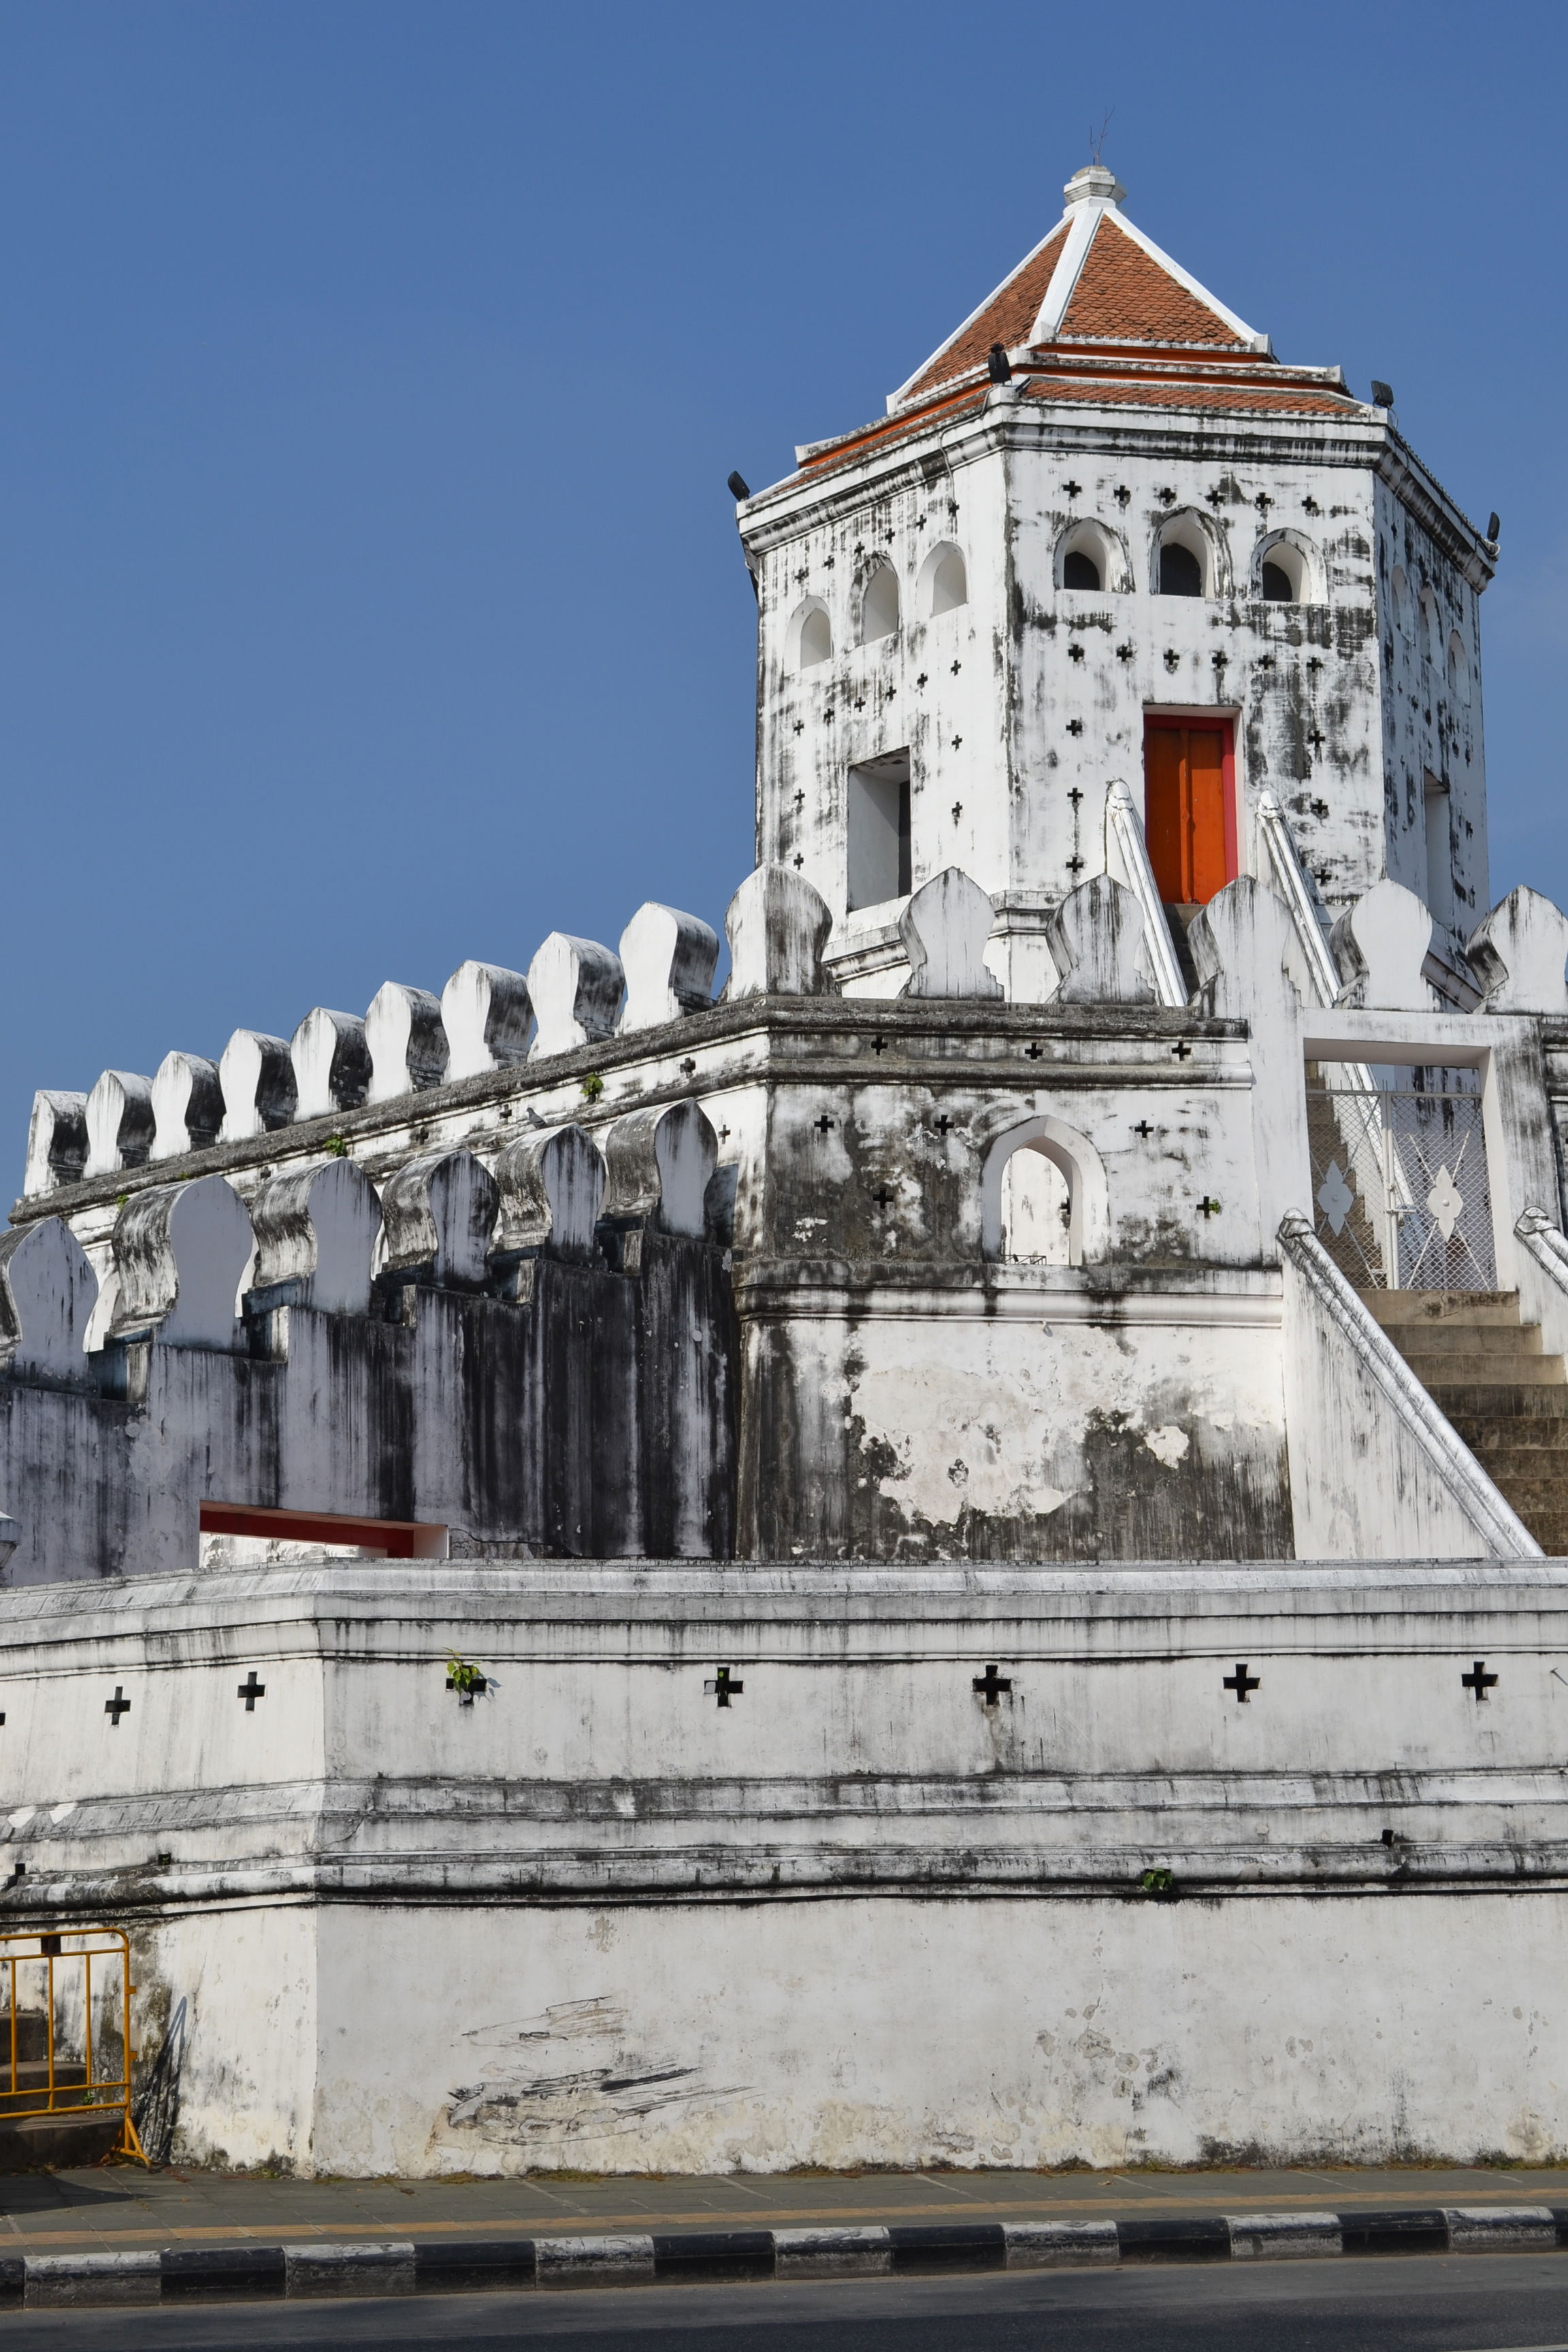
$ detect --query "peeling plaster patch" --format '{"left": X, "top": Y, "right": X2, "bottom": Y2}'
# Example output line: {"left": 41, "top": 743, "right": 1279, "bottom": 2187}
{"left": 851, "top": 1362, "right": 1071, "bottom": 1520}
{"left": 1142, "top": 1424, "right": 1191, "bottom": 1469}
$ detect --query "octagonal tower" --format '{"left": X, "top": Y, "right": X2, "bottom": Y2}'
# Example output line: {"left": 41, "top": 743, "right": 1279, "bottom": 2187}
{"left": 736, "top": 165, "right": 1496, "bottom": 999}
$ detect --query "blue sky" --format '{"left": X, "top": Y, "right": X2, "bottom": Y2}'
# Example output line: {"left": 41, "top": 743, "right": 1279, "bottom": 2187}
{"left": 0, "top": 0, "right": 1561, "bottom": 1165}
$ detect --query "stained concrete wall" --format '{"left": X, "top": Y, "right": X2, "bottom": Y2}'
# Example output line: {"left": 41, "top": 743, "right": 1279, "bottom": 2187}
{"left": 4, "top": 1557, "right": 1568, "bottom": 2174}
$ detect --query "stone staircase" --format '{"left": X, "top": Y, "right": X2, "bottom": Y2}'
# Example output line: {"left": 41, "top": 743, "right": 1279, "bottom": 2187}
{"left": 1365, "top": 1290, "right": 1568, "bottom": 1554}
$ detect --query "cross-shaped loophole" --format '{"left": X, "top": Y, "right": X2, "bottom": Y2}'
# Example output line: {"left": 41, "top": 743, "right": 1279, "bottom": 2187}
{"left": 874, "top": 1187, "right": 896, "bottom": 1211}
{"left": 1223, "top": 1663, "right": 1260, "bottom": 1703}
{"left": 814, "top": 1114, "right": 835, "bottom": 1135}
{"left": 237, "top": 1671, "right": 266, "bottom": 1712}
{"left": 1133, "top": 1120, "right": 1154, "bottom": 1139}
{"left": 1171, "top": 1040, "right": 1193, "bottom": 1061}
{"left": 932, "top": 1115, "right": 953, "bottom": 1136}
{"left": 104, "top": 1686, "right": 131, "bottom": 1727}
{"left": 1461, "top": 1659, "right": 1498, "bottom": 1701}
{"left": 870, "top": 1036, "right": 889, "bottom": 1056}
{"left": 704, "top": 1667, "right": 745, "bottom": 1708}
{"left": 973, "top": 1663, "right": 1013, "bottom": 1705}
{"left": 1024, "top": 1043, "right": 1044, "bottom": 1061}
{"left": 1196, "top": 1196, "right": 1222, "bottom": 1218}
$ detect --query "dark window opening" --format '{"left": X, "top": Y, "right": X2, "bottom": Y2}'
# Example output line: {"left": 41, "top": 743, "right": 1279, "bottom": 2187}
{"left": 1262, "top": 561, "right": 1293, "bottom": 602}
{"left": 847, "top": 751, "right": 912, "bottom": 911}
{"left": 1063, "top": 550, "right": 1102, "bottom": 591}
{"left": 1159, "top": 541, "right": 1203, "bottom": 597}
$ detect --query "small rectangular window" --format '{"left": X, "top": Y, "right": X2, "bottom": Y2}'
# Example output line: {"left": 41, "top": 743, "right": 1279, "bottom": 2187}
{"left": 847, "top": 751, "right": 912, "bottom": 911}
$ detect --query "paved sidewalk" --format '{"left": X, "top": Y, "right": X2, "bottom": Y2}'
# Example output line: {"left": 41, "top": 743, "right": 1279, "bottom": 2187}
{"left": 2, "top": 2161, "right": 1566, "bottom": 2253}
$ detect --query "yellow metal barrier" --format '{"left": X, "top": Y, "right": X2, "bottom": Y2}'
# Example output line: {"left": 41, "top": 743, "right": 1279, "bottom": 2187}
{"left": 0, "top": 1928, "right": 147, "bottom": 2163}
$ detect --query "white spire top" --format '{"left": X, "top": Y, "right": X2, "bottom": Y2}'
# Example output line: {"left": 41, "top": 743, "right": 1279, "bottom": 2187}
{"left": 1063, "top": 163, "right": 1126, "bottom": 209}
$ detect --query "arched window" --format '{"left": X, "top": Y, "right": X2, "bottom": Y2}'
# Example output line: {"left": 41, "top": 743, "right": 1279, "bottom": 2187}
{"left": 918, "top": 543, "right": 967, "bottom": 617}
{"left": 860, "top": 560, "right": 900, "bottom": 644}
{"left": 1254, "top": 532, "right": 1318, "bottom": 604}
{"left": 1446, "top": 630, "right": 1472, "bottom": 706}
{"left": 789, "top": 599, "right": 832, "bottom": 670}
{"left": 999, "top": 1144, "right": 1073, "bottom": 1264}
{"left": 1056, "top": 519, "right": 1127, "bottom": 594}
{"left": 1390, "top": 564, "right": 1415, "bottom": 644}
{"left": 1154, "top": 512, "right": 1219, "bottom": 598}
{"left": 979, "top": 1113, "right": 1110, "bottom": 1266}
{"left": 1160, "top": 541, "right": 1203, "bottom": 596}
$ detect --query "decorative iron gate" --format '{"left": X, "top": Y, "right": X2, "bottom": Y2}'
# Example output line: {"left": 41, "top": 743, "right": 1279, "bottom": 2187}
{"left": 1305, "top": 1076, "right": 1496, "bottom": 1291}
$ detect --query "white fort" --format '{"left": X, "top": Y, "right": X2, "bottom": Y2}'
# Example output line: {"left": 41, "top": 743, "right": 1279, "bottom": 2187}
{"left": 0, "top": 167, "right": 1566, "bottom": 2176}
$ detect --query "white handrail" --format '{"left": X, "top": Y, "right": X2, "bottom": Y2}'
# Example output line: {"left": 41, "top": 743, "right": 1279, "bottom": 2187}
{"left": 1278, "top": 1211, "right": 1541, "bottom": 1558}
{"left": 1102, "top": 781, "right": 1186, "bottom": 1008}
{"left": 1256, "top": 789, "right": 1339, "bottom": 1009}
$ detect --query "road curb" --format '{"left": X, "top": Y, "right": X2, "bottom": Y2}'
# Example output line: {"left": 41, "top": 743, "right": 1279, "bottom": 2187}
{"left": 5, "top": 2206, "right": 1567, "bottom": 2306}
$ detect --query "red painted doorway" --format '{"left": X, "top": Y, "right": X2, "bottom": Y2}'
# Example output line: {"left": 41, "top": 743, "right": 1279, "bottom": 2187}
{"left": 1143, "top": 718, "right": 1237, "bottom": 905}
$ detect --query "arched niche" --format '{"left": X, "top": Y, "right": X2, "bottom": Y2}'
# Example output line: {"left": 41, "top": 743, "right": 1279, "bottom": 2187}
{"left": 979, "top": 1113, "right": 1110, "bottom": 1266}
{"left": 1152, "top": 509, "right": 1226, "bottom": 598}
{"left": 917, "top": 542, "right": 967, "bottom": 618}
{"left": 860, "top": 559, "right": 900, "bottom": 644}
{"left": 1390, "top": 563, "right": 1416, "bottom": 644}
{"left": 787, "top": 598, "right": 833, "bottom": 670}
{"left": 1254, "top": 529, "right": 1322, "bottom": 604}
{"left": 1056, "top": 519, "right": 1130, "bottom": 595}
{"left": 1447, "top": 630, "right": 1472, "bottom": 706}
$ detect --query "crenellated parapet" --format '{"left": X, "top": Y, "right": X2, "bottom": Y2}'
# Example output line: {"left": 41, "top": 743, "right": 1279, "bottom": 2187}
{"left": 9, "top": 813, "right": 1568, "bottom": 1573}
{"left": 0, "top": 1096, "right": 736, "bottom": 1584}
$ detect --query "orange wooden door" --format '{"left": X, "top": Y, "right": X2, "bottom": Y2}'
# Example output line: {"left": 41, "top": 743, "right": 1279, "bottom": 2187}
{"left": 1144, "top": 725, "right": 1230, "bottom": 902}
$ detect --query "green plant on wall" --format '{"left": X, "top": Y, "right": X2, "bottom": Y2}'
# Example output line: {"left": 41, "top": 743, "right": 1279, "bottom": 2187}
{"left": 323, "top": 1135, "right": 350, "bottom": 1158}
{"left": 1136, "top": 1866, "right": 1177, "bottom": 1901}
{"left": 445, "top": 1652, "right": 488, "bottom": 1705}
{"left": 580, "top": 1073, "right": 605, "bottom": 1102}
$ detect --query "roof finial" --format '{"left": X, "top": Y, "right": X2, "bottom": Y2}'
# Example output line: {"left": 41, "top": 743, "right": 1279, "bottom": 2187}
{"left": 1064, "top": 161, "right": 1126, "bottom": 209}
{"left": 1090, "top": 108, "right": 1113, "bottom": 166}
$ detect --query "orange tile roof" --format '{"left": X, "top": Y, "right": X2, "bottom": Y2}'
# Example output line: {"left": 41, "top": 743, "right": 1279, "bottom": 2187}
{"left": 1056, "top": 214, "right": 1245, "bottom": 347}
{"left": 784, "top": 187, "right": 1358, "bottom": 489}
{"left": 1021, "top": 372, "right": 1352, "bottom": 418}
{"left": 902, "top": 222, "right": 1071, "bottom": 400}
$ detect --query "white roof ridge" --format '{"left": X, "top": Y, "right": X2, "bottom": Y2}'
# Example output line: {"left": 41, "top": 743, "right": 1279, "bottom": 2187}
{"left": 884, "top": 215, "right": 1073, "bottom": 413}
{"left": 1047, "top": 206, "right": 1267, "bottom": 354}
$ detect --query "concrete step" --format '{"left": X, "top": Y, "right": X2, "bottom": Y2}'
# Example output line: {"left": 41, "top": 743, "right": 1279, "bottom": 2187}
{"left": 1424, "top": 1382, "right": 1568, "bottom": 1419}
{"left": 1515, "top": 1514, "right": 1568, "bottom": 1555}
{"left": 1449, "top": 1422, "right": 1568, "bottom": 1461}
{"left": 0, "top": 2110, "right": 120, "bottom": 2173}
{"left": 1388, "top": 1326, "right": 1547, "bottom": 1360}
{"left": 1456, "top": 1454, "right": 1568, "bottom": 1495}
{"left": 1483, "top": 1473, "right": 1568, "bottom": 1511}
{"left": 1405, "top": 1355, "right": 1566, "bottom": 1390}
{"left": 1362, "top": 1289, "right": 1522, "bottom": 1328}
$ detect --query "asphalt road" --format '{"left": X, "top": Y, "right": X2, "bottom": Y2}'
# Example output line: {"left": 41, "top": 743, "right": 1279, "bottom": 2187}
{"left": 6, "top": 2256, "right": 1568, "bottom": 2350}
